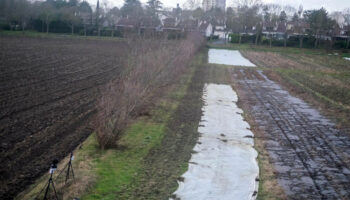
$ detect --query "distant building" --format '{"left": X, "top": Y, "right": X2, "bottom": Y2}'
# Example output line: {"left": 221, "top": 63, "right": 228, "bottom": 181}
{"left": 199, "top": 21, "right": 213, "bottom": 37}
{"left": 203, "top": 0, "right": 226, "bottom": 12}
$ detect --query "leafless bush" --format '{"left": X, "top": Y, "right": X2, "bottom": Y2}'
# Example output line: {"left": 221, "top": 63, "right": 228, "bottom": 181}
{"left": 95, "top": 32, "right": 204, "bottom": 149}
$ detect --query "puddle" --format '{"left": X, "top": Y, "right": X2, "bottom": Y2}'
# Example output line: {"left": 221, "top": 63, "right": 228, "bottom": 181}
{"left": 172, "top": 84, "right": 259, "bottom": 200}
{"left": 208, "top": 49, "right": 256, "bottom": 67}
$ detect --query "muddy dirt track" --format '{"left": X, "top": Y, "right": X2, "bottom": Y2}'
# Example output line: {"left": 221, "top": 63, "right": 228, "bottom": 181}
{"left": 0, "top": 36, "right": 128, "bottom": 199}
{"left": 231, "top": 68, "right": 350, "bottom": 199}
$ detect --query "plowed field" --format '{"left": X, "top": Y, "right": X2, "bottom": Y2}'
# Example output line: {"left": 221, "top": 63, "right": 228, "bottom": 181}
{"left": 0, "top": 36, "right": 128, "bottom": 199}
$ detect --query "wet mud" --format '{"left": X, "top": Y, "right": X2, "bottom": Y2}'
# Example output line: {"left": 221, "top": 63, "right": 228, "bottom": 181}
{"left": 231, "top": 68, "right": 350, "bottom": 199}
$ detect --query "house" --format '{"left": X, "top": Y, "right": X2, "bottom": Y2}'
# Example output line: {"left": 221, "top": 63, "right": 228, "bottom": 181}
{"left": 139, "top": 17, "right": 161, "bottom": 36}
{"left": 162, "top": 17, "right": 181, "bottom": 32}
{"left": 274, "top": 22, "right": 287, "bottom": 40}
{"left": 286, "top": 20, "right": 310, "bottom": 35}
{"left": 178, "top": 19, "right": 198, "bottom": 32}
{"left": 340, "top": 25, "right": 350, "bottom": 36}
{"left": 116, "top": 18, "right": 139, "bottom": 35}
{"left": 213, "top": 22, "right": 227, "bottom": 39}
{"left": 199, "top": 21, "right": 213, "bottom": 37}
{"left": 263, "top": 21, "right": 289, "bottom": 40}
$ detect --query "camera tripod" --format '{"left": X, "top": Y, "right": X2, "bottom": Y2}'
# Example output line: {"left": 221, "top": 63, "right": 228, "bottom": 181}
{"left": 64, "top": 152, "right": 75, "bottom": 183}
{"left": 43, "top": 170, "right": 59, "bottom": 200}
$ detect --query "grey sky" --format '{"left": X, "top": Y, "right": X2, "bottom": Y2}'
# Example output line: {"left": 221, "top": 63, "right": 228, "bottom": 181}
{"left": 87, "top": 0, "right": 350, "bottom": 12}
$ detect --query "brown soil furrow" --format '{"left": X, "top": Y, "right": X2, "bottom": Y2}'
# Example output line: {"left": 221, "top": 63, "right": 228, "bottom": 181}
{"left": 0, "top": 36, "right": 128, "bottom": 199}
{"left": 0, "top": 64, "right": 119, "bottom": 119}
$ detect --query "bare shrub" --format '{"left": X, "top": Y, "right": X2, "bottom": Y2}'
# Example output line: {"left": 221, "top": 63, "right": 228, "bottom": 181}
{"left": 95, "top": 32, "right": 204, "bottom": 149}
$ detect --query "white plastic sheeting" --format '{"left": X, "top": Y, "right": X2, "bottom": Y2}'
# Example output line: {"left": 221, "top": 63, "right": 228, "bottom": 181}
{"left": 344, "top": 57, "right": 350, "bottom": 61}
{"left": 208, "top": 49, "right": 256, "bottom": 67}
{"left": 172, "top": 84, "right": 259, "bottom": 200}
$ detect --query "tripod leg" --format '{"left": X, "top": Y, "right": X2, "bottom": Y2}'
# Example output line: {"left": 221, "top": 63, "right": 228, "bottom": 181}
{"left": 71, "top": 162, "right": 75, "bottom": 183}
{"left": 51, "top": 179, "right": 59, "bottom": 200}
{"left": 37, "top": 178, "right": 49, "bottom": 200}
{"left": 43, "top": 180, "right": 50, "bottom": 200}
{"left": 65, "top": 161, "right": 71, "bottom": 184}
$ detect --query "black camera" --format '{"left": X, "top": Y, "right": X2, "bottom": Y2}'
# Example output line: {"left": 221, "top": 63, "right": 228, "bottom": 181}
{"left": 49, "top": 159, "right": 59, "bottom": 174}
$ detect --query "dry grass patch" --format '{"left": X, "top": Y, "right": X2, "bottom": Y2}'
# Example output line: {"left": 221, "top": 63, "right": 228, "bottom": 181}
{"left": 241, "top": 50, "right": 350, "bottom": 131}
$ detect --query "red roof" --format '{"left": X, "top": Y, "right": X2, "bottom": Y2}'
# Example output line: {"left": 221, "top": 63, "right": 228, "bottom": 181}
{"left": 116, "top": 18, "right": 139, "bottom": 27}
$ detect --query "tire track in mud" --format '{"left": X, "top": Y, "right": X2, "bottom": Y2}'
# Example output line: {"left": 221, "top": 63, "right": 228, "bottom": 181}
{"left": 231, "top": 68, "right": 350, "bottom": 199}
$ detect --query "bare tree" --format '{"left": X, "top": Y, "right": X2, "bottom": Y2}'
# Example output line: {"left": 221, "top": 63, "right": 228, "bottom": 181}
{"left": 234, "top": 0, "right": 261, "bottom": 8}
{"left": 182, "top": 0, "right": 201, "bottom": 10}
{"left": 235, "top": 0, "right": 261, "bottom": 44}
{"left": 95, "top": 33, "right": 204, "bottom": 149}
{"left": 343, "top": 8, "right": 350, "bottom": 48}
{"left": 283, "top": 5, "right": 296, "bottom": 17}
{"left": 263, "top": 5, "right": 273, "bottom": 47}
{"left": 79, "top": 1, "right": 93, "bottom": 36}
{"left": 62, "top": 6, "right": 81, "bottom": 35}
{"left": 106, "top": 7, "right": 121, "bottom": 37}
{"left": 39, "top": 1, "right": 55, "bottom": 33}
{"left": 279, "top": 10, "right": 288, "bottom": 47}
{"left": 291, "top": 5, "right": 304, "bottom": 48}
{"left": 14, "top": 0, "right": 32, "bottom": 32}
{"left": 304, "top": 8, "right": 334, "bottom": 48}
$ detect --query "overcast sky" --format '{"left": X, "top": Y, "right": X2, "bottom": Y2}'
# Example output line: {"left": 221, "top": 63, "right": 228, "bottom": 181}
{"left": 87, "top": 0, "right": 350, "bottom": 12}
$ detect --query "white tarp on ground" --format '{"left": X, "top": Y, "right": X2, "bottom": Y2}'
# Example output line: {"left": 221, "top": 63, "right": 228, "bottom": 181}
{"left": 172, "top": 84, "right": 259, "bottom": 200}
{"left": 344, "top": 57, "right": 350, "bottom": 61}
{"left": 208, "top": 49, "right": 256, "bottom": 67}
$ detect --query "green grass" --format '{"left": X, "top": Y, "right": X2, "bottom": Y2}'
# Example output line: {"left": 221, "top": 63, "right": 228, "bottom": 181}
{"left": 82, "top": 68, "right": 194, "bottom": 199}
{"left": 83, "top": 121, "right": 165, "bottom": 200}
{"left": 0, "top": 30, "right": 124, "bottom": 41}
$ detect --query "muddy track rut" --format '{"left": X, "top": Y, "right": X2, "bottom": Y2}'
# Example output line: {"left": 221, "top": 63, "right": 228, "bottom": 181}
{"left": 231, "top": 68, "right": 350, "bottom": 199}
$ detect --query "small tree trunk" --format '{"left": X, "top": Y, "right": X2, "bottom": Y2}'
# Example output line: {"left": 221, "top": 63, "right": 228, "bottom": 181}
{"left": 269, "top": 33, "right": 272, "bottom": 48}
{"left": 98, "top": 27, "right": 101, "bottom": 36}
{"left": 46, "top": 15, "right": 49, "bottom": 34}
{"left": 299, "top": 35, "right": 303, "bottom": 48}
{"left": 84, "top": 24, "right": 87, "bottom": 36}
{"left": 46, "top": 22, "right": 49, "bottom": 34}
{"left": 71, "top": 25, "right": 74, "bottom": 35}
{"left": 239, "top": 33, "right": 242, "bottom": 44}
{"left": 314, "top": 37, "right": 318, "bottom": 48}
{"left": 42, "top": 21, "right": 44, "bottom": 32}
{"left": 255, "top": 32, "right": 259, "bottom": 45}
{"left": 284, "top": 33, "right": 287, "bottom": 47}
{"left": 346, "top": 37, "right": 350, "bottom": 49}
{"left": 112, "top": 28, "right": 114, "bottom": 37}
{"left": 330, "top": 36, "right": 333, "bottom": 50}
{"left": 22, "top": 22, "right": 25, "bottom": 33}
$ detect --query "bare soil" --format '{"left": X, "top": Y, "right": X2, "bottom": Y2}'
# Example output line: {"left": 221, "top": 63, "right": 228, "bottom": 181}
{"left": 230, "top": 68, "right": 350, "bottom": 199}
{"left": 0, "top": 36, "right": 128, "bottom": 199}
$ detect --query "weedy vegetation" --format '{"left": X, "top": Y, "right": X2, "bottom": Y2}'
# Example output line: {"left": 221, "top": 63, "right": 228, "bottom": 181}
{"left": 95, "top": 32, "right": 204, "bottom": 149}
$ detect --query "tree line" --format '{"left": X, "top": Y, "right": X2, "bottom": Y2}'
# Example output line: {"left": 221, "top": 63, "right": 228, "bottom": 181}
{"left": 0, "top": 0, "right": 163, "bottom": 36}
{"left": 1, "top": 0, "right": 349, "bottom": 49}
{"left": 221, "top": 1, "right": 350, "bottom": 49}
